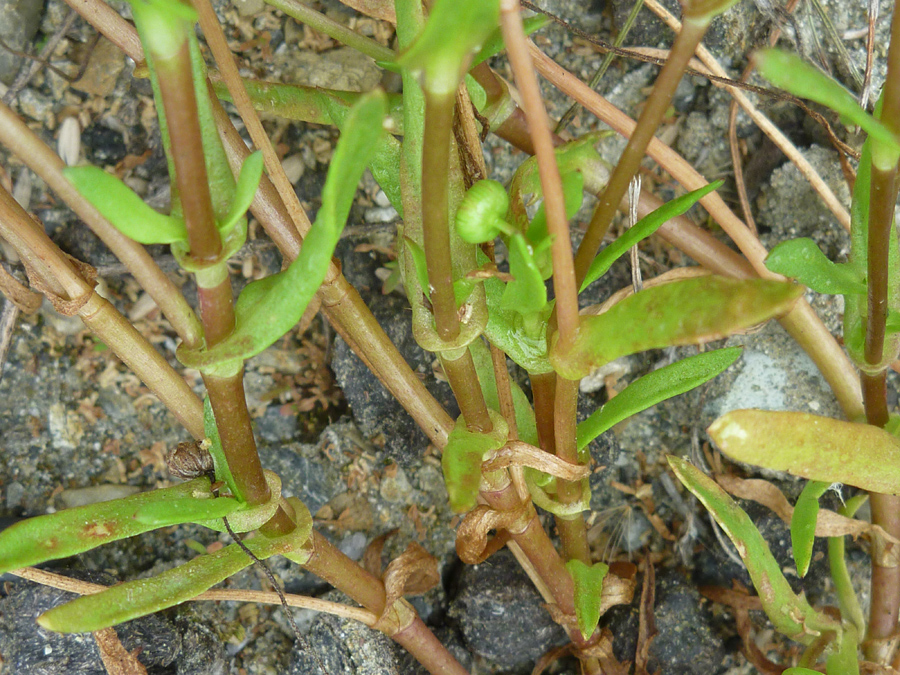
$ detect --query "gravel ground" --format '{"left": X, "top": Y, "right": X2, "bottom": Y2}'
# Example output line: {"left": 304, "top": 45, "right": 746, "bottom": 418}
{"left": 0, "top": 0, "right": 893, "bottom": 673}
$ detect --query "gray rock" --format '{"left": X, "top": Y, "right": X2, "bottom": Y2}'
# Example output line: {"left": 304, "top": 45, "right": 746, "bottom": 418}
{"left": 0, "top": 0, "right": 43, "bottom": 85}
{"left": 449, "top": 551, "right": 568, "bottom": 671}
{"left": 289, "top": 592, "right": 400, "bottom": 675}
{"left": 0, "top": 572, "right": 186, "bottom": 674}
{"left": 606, "top": 568, "right": 730, "bottom": 674}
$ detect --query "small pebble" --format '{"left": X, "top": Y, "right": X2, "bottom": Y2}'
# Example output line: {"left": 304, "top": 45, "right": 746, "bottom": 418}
{"left": 281, "top": 153, "right": 305, "bottom": 184}
{"left": 57, "top": 117, "right": 81, "bottom": 167}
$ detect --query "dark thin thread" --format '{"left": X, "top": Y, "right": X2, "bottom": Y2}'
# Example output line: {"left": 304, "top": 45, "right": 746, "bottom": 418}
{"left": 520, "top": 0, "right": 860, "bottom": 161}
{"left": 221, "top": 516, "right": 329, "bottom": 674}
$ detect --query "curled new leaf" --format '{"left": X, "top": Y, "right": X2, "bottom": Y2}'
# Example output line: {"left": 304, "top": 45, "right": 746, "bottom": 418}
{"left": 709, "top": 409, "right": 900, "bottom": 494}
{"left": 576, "top": 347, "right": 742, "bottom": 452}
{"left": 790, "top": 480, "right": 831, "bottom": 578}
{"left": 501, "top": 234, "right": 547, "bottom": 314}
{"left": 551, "top": 276, "right": 802, "bottom": 380}
{"left": 667, "top": 456, "right": 840, "bottom": 644}
{"left": 566, "top": 559, "right": 610, "bottom": 640}
{"left": 456, "top": 180, "right": 510, "bottom": 244}
{"left": 581, "top": 181, "right": 723, "bottom": 292}
{"left": 765, "top": 238, "right": 865, "bottom": 295}
{"left": 0, "top": 478, "right": 220, "bottom": 574}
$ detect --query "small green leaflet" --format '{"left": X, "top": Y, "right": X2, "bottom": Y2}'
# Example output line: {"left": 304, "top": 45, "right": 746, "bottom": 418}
{"left": 581, "top": 181, "right": 723, "bottom": 292}
{"left": 442, "top": 414, "right": 507, "bottom": 513}
{"left": 790, "top": 480, "right": 831, "bottom": 578}
{"left": 472, "top": 15, "right": 549, "bottom": 67}
{"left": 765, "top": 238, "right": 865, "bottom": 295}
{"left": 204, "top": 396, "right": 241, "bottom": 500}
{"left": 566, "top": 559, "right": 609, "bottom": 640}
{"left": 576, "top": 347, "right": 742, "bottom": 452}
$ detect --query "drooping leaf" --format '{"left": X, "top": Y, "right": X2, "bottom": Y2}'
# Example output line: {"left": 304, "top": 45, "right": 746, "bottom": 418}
{"left": 501, "top": 234, "right": 547, "bottom": 314}
{"left": 177, "top": 91, "right": 387, "bottom": 374}
{"left": 765, "top": 238, "right": 866, "bottom": 295}
{"left": 64, "top": 166, "right": 188, "bottom": 244}
{"left": 581, "top": 181, "right": 723, "bottom": 291}
{"left": 790, "top": 480, "right": 831, "bottom": 578}
{"left": 38, "top": 498, "right": 312, "bottom": 633}
{"left": 709, "top": 409, "right": 900, "bottom": 494}
{"left": 442, "top": 413, "right": 508, "bottom": 513}
{"left": 396, "top": 0, "right": 499, "bottom": 96}
{"left": 551, "top": 276, "right": 802, "bottom": 380}
{"left": 576, "top": 347, "right": 742, "bottom": 452}
{"left": 0, "top": 478, "right": 220, "bottom": 574}
{"left": 755, "top": 49, "right": 900, "bottom": 161}
{"left": 218, "top": 151, "right": 264, "bottom": 236}
{"left": 667, "top": 456, "right": 841, "bottom": 644}
{"left": 566, "top": 559, "right": 609, "bottom": 640}
{"left": 134, "top": 497, "right": 240, "bottom": 526}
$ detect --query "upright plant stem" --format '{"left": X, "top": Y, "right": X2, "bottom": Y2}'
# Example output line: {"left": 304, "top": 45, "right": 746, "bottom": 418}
{"left": 573, "top": 17, "right": 709, "bottom": 285}
{"left": 553, "top": 378, "right": 591, "bottom": 564}
{"left": 864, "top": 1, "right": 900, "bottom": 656}
{"left": 499, "top": 0, "right": 579, "bottom": 352}
{"left": 421, "top": 92, "right": 461, "bottom": 342}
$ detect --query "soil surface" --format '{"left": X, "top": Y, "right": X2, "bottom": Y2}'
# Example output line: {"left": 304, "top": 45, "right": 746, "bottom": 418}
{"left": 0, "top": 0, "right": 894, "bottom": 673}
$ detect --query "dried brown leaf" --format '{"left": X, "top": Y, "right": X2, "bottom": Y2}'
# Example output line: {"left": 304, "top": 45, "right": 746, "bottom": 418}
{"left": 482, "top": 441, "right": 591, "bottom": 481}
{"left": 362, "top": 528, "right": 398, "bottom": 577}
{"left": 635, "top": 562, "right": 657, "bottom": 675}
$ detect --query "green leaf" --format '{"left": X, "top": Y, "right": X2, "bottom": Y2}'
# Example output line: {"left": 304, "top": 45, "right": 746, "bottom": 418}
{"left": 483, "top": 274, "right": 553, "bottom": 373}
{"left": 551, "top": 276, "right": 802, "bottom": 380}
{"left": 38, "top": 500, "right": 312, "bottom": 633}
{"left": 755, "top": 49, "right": 900, "bottom": 162}
{"left": 501, "top": 234, "right": 547, "bottom": 314}
{"left": 576, "top": 347, "right": 742, "bottom": 452}
{"left": 825, "top": 623, "right": 859, "bottom": 675}
{"left": 404, "top": 236, "right": 431, "bottom": 299}
{"left": 790, "top": 480, "right": 831, "bottom": 578}
{"left": 581, "top": 181, "right": 723, "bottom": 292}
{"left": 64, "top": 166, "right": 188, "bottom": 244}
{"left": 667, "top": 456, "right": 841, "bottom": 644}
{"left": 456, "top": 179, "right": 510, "bottom": 244}
{"left": 217, "top": 151, "right": 263, "bottom": 236}
{"left": 0, "top": 478, "right": 218, "bottom": 574}
{"left": 177, "top": 91, "right": 387, "bottom": 374}
{"left": 784, "top": 669, "right": 824, "bottom": 675}
{"left": 442, "top": 414, "right": 508, "bottom": 513}
{"left": 204, "top": 396, "right": 241, "bottom": 500}
{"left": 765, "top": 238, "right": 866, "bottom": 295}
{"left": 469, "top": 339, "right": 538, "bottom": 447}
{"left": 566, "top": 559, "right": 609, "bottom": 640}
{"left": 396, "top": 0, "right": 499, "bottom": 96}
{"left": 709, "top": 409, "right": 900, "bottom": 494}
{"left": 472, "top": 15, "right": 550, "bottom": 67}
{"left": 134, "top": 497, "right": 240, "bottom": 525}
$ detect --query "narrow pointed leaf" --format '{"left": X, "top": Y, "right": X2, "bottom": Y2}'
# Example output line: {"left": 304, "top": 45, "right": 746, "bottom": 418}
{"left": 38, "top": 521, "right": 310, "bottom": 633}
{"left": 404, "top": 236, "right": 431, "bottom": 299}
{"left": 709, "top": 409, "right": 900, "bottom": 494}
{"left": 177, "top": 91, "right": 387, "bottom": 373}
{"left": 765, "top": 238, "right": 865, "bottom": 294}
{"left": 581, "top": 181, "right": 723, "bottom": 292}
{"left": 472, "top": 15, "right": 550, "bottom": 67}
{"left": 217, "top": 151, "right": 264, "bottom": 235}
{"left": 755, "top": 49, "right": 900, "bottom": 158}
{"left": 551, "top": 276, "right": 802, "bottom": 380}
{"left": 667, "top": 456, "right": 840, "bottom": 644}
{"left": 64, "top": 166, "right": 188, "bottom": 244}
{"left": 566, "top": 559, "right": 609, "bottom": 640}
{"left": 577, "top": 347, "right": 742, "bottom": 451}
{"left": 0, "top": 478, "right": 218, "bottom": 574}
{"left": 790, "top": 480, "right": 831, "bottom": 578}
